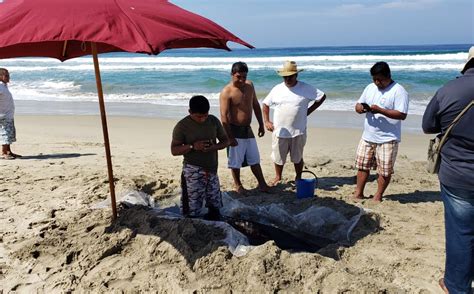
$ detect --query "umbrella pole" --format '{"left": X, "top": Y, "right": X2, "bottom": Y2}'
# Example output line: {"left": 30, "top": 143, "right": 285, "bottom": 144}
{"left": 91, "top": 42, "right": 117, "bottom": 221}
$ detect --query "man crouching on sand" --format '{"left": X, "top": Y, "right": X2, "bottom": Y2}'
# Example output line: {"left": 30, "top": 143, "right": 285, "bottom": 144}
{"left": 171, "top": 95, "right": 229, "bottom": 220}
{"left": 220, "top": 62, "right": 270, "bottom": 194}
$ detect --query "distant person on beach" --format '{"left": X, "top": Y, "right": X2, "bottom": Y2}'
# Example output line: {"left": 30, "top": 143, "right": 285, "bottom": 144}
{"left": 171, "top": 95, "right": 229, "bottom": 220}
{"left": 262, "top": 61, "right": 326, "bottom": 185}
{"left": 422, "top": 46, "right": 474, "bottom": 294}
{"left": 219, "top": 61, "right": 270, "bottom": 194}
{"left": 353, "top": 61, "right": 409, "bottom": 202}
{"left": 0, "top": 68, "right": 21, "bottom": 160}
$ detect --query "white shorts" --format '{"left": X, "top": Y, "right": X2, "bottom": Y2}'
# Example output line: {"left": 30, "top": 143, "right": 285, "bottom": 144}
{"left": 271, "top": 133, "right": 306, "bottom": 165}
{"left": 227, "top": 138, "right": 261, "bottom": 168}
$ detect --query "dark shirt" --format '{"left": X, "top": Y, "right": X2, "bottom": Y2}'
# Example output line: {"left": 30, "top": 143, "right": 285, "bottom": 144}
{"left": 422, "top": 68, "right": 474, "bottom": 190}
{"left": 172, "top": 115, "right": 227, "bottom": 172}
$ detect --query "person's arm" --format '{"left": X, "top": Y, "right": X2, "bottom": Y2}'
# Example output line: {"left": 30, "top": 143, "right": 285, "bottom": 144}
{"left": 262, "top": 103, "right": 274, "bottom": 132}
{"left": 208, "top": 119, "right": 230, "bottom": 152}
{"left": 370, "top": 105, "right": 407, "bottom": 120}
{"left": 422, "top": 94, "right": 441, "bottom": 134}
{"left": 307, "top": 94, "right": 326, "bottom": 116}
{"left": 171, "top": 139, "right": 194, "bottom": 156}
{"left": 219, "top": 88, "right": 237, "bottom": 146}
{"left": 250, "top": 83, "right": 265, "bottom": 137}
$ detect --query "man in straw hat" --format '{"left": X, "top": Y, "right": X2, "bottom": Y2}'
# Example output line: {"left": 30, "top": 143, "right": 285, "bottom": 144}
{"left": 262, "top": 61, "right": 326, "bottom": 185}
{"left": 422, "top": 46, "right": 474, "bottom": 294}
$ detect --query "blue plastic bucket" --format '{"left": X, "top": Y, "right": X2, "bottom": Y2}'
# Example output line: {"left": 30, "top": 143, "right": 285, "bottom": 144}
{"left": 296, "top": 170, "right": 318, "bottom": 199}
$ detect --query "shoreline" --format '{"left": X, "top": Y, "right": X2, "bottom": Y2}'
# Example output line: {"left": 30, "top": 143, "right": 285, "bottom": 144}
{"left": 15, "top": 99, "right": 425, "bottom": 134}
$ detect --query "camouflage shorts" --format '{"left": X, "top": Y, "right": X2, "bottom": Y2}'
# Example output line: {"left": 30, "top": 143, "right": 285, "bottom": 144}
{"left": 0, "top": 119, "right": 16, "bottom": 145}
{"left": 181, "top": 163, "right": 222, "bottom": 217}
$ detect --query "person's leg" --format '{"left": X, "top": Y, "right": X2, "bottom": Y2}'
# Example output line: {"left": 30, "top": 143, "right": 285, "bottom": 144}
{"left": 353, "top": 139, "right": 376, "bottom": 199}
{"left": 271, "top": 163, "right": 284, "bottom": 186}
{"left": 181, "top": 164, "right": 205, "bottom": 217}
{"left": 2, "top": 144, "right": 9, "bottom": 155}
{"left": 204, "top": 172, "right": 223, "bottom": 221}
{"left": 373, "top": 141, "right": 398, "bottom": 202}
{"left": 250, "top": 164, "right": 270, "bottom": 192}
{"left": 373, "top": 175, "right": 391, "bottom": 202}
{"left": 228, "top": 142, "right": 246, "bottom": 193}
{"left": 354, "top": 169, "right": 370, "bottom": 199}
{"left": 230, "top": 168, "right": 246, "bottom": 193}
{"left": 441, "top": 183, "right": 474, "bottom": 294}
{"left": 289, "top": 134, "right": 306, "bottom": 181}
{"left": 270, "top": 133, "right": 288, "bottom": 186}
{"left": 294, "top": 160, "right": 304, "bottom": 180}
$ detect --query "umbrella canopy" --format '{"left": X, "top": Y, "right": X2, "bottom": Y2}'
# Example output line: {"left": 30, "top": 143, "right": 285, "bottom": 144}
{"left": 0, "top": 0, "right": 253, "bottom": 60}
{"left": 0, "top": 0, "right": 253, "bottom": 220}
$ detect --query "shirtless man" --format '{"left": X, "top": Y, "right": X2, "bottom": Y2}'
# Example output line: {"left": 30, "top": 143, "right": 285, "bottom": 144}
{"left": 220, "top": 62, "right": 270, "bottom": 193}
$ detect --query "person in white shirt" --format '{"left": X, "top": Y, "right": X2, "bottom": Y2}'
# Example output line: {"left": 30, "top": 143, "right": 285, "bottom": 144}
{"left": 353, "top": 62, "right": 409, "bottom": 202}
{"left": 262, "top": 61, "right": 326, "bottom": 186}
{"left": 0, "top": 68, "right": 21, "bottom": 160}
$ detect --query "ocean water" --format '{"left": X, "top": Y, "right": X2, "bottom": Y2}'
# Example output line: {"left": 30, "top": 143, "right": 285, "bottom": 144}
{"left": 1, "top": 44, "right": 470, "bottom": 121}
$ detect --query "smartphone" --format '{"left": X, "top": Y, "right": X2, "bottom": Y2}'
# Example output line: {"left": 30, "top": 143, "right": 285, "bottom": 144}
{"left": 361, "top": 103, "right": 371, "bottom": 112}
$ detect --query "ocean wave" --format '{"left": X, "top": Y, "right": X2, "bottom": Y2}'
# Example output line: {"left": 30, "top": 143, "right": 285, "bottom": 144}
{"left": 5, "top": 62, "right": 465, "bottom": 72}
{"left": 10, "top": 87, "right": 430, "bottom": 115}
{"left": 2, "top": 52, "right": 466, "bottom": 64}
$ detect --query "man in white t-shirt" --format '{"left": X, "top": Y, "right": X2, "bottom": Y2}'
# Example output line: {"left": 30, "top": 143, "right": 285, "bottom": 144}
{"left": 0, "top": 68, "right": 21, "bottom": 160}
{"left": 353, "top": 61, "right": 409, "bottom": 202}
{"left": 262, "top": 61, "right": 326, "bottom": 185}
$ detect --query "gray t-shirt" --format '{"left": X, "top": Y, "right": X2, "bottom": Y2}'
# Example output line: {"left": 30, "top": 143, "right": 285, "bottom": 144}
{"left": 172, "top": 114, "right": 227, "bottom": 172}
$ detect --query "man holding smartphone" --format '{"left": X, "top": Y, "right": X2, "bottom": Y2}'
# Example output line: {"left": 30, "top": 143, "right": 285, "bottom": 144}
{"left": 353, "top": 62, "right": 409, "bottom": 202}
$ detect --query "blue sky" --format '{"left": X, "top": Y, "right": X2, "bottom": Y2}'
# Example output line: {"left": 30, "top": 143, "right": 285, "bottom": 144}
{"left": 173, "top": 0, "right": 473, "bottom": 48}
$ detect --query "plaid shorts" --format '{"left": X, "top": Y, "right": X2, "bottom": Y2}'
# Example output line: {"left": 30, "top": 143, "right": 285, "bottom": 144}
{"left": 355, "top": 139, "right": 399, "bottom": 177}
{"left": 0, "top": 119, "right": 16, "bottom": 145}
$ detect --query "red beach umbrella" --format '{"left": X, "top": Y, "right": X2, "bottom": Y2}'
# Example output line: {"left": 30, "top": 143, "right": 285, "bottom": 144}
{"left": 0, "top": 0, "right": 253, "bottom": 220}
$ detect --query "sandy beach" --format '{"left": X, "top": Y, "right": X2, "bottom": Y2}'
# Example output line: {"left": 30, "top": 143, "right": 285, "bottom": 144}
{"left": 0, "top": 113, "right": 446, "bottom": 292}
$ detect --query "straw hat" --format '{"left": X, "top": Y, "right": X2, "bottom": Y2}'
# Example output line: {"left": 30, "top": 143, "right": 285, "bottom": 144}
{"left": 277, "top": 61, "right": 303, "bottom": 77}
{"left": 461, "top": 46, "right": 474, "bottom": 74}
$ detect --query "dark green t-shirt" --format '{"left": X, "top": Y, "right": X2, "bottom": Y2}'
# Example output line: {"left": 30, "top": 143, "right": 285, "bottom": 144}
{"left": 172, "top": 115, "right": 227, "bottom": 172}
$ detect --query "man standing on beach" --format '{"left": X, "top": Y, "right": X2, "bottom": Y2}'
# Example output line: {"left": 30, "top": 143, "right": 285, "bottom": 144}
{"left": 0, "top": 68, "right": 21, "bottom": 160}
{"left": 353, "top": 61, "right": 409, "bottom": 202}
{"left": 422, "top": 46, "right": 474, "bottom": 294}
{"left": 220, "top": 62, "right": 270, "bottom": 194}
{"left": 262, "top": 61, "right": 326, "bottom": 185}
{"left": 171, "top": 95, "right": 229, "bottom": 220}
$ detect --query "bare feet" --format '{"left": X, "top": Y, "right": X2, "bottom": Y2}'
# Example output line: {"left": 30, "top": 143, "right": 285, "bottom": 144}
{"left": 438, "top": 278, "right": 449, "bottom": 294}
{"left": 269, "top": 178, "right": 281, "bottom": 187}
{"left": 234, "top": 185, "right": 248, "bottom": 195}
{"left": 353, "top": 191, "right": 364, "bottom": 200}
{"left": 1, "top": 153, "right": 15, "bottom": 160}
{"left": 373, "top": 194, "right": 382, "bottom": 202}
